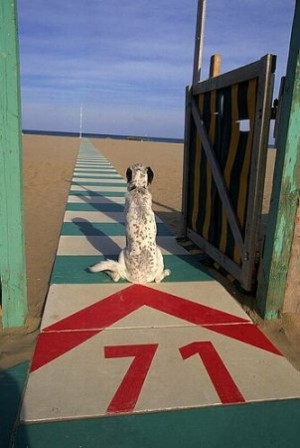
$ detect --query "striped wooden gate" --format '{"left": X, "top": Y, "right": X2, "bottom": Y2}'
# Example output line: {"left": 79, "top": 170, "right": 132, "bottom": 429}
{"left": 182, "top": 55, "right": 276, "bottom": 291}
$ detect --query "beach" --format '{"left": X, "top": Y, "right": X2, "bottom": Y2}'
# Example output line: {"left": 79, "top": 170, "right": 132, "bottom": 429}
{"left": 0, "top": 135, "right": 78, "bottom": 369}
{"left": 0, "top": 134, "right": 299, "bottom": 371}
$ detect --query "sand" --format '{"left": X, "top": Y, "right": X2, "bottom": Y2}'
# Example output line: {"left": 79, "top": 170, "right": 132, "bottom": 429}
{"left": 90, "top": 138, "right": 185, "bottom": 235}
{"left": 0, "top": 135, "right": 79, "bottom": 369}
{"left": 1, "top": 135, "right": 300, "bottom": 372}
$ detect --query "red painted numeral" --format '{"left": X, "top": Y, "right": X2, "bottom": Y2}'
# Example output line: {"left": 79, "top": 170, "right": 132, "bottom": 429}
{"left": 179, "top": 341, "right": 245, "bottom": 404}
{"left": 104, "top": 344, "right": 158, "bottom": 413}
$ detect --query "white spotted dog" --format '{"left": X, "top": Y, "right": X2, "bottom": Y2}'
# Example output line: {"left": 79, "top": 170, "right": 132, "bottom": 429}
{"left": 89, "top": 163, "right": 171, "bottom": 284}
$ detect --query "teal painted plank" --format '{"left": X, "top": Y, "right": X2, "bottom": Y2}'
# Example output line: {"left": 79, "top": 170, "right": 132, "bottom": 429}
{"left": 257, "top": 1, "right": 300, "bottom": 318}
{"left": 0, "top": 362, "right": 29, "bottom": 448}
{"left": 71, "top": 190, "right": 125, "bottom": 197}
{"left": 66, "top": 202, "right": 125, "bottom": 212}
{"left": 14, "top": 399, "right": 300, "bottom": 448}
{"left": 61, "top": 222, "right": 174, "bottom": 236}
{"left": 0, "top": 0, "right": 28, "bottom": 327}
{"left": 50, "top": 255, "right": 213, "bottom": 284}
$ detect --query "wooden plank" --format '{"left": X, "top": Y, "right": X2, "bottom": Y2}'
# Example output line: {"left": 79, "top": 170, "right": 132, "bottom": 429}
{"left": 192, "top": 55, "right": 274, "bottom": 95}
{"left": 283, "top": 205, "right": 300, "bottom": 313}
{"left": 209, "top": 54, "right": 221, "bottom": 78}
{"left": 181, "top": 87, "right": 193, "bottom": 237}
{"left": 187, "top": 229, "right": 242, "bottom": 281}
{"left": 0, "top": 0, "right": 28, "bottom": 328}
{"left": 257, "top": 0, "right": 300, "bottom": 319}
{"left": 241, "top": 55, "right": 276, "bottom": 291}
{"left": 191, "top": 98, "right": 244, "bottom": 252}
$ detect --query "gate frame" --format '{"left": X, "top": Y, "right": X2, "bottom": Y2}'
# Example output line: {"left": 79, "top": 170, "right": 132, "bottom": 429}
{"left": 257, "top": 0, "right": 300, "bottom": 318}
{"left": 0, "top": 0, "right": 28, "bottom": 328}
{"left": 182, "top": 54, "right": 276, "bottom": 292}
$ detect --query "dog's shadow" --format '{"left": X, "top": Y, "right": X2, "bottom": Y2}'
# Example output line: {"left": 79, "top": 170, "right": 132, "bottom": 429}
{"left": 71, "top": 217, "right": 124, "bottom": 256}
{"left": 70, "top": 184, "right": 126, "bottom": 263}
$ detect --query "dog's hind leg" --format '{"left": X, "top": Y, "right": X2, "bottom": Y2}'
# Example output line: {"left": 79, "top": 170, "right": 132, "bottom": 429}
{"left": 154, "top": 248, "right": 171, "bottom": 283}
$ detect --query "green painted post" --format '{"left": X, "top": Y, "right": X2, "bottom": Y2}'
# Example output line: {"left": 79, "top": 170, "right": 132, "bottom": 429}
{"left": 0, "top": 0, "right": 28, "bottom": 328}
{"left": 257, "top": 0, "right": 300, "bottom": 319}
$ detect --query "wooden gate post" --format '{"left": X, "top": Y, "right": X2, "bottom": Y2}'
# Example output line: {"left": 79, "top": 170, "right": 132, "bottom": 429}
{"left": 257, "top": 0, "right": 300, "bottom": 319}
{"left": 209, "top": 54, "right": 221, "bottom": 78}
{"left": 0, "top": 0, "right": 28, "bottom": 328}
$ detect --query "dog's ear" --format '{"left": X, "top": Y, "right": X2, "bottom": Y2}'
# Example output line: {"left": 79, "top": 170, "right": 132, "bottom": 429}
{"left": 126, "top": 167, "right": 132, "bottom": 183}
{"left": 146, "top": 167, "right": 154, "bottom": 185}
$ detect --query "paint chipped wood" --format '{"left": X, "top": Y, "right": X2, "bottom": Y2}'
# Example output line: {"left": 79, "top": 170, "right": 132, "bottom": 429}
{"left": 0, "top": 0, "right": 28, "bottom": 328}
{"left": 257, "top": 0, "right": 300, "bottom": 318}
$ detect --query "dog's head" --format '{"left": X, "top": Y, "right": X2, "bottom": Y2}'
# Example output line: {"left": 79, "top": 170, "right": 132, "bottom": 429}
{"left": 126, "top": 163, "right": 154, "bottom": 191}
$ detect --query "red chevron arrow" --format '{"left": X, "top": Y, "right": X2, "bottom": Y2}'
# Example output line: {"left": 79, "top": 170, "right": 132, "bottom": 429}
{"left": 30, "top": 284, "right": 281, "bottom": 372}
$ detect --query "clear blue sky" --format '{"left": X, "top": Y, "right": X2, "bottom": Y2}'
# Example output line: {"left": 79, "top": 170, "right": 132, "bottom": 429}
{"left": 18, "top": 0, "right": 295, "bottom": 138}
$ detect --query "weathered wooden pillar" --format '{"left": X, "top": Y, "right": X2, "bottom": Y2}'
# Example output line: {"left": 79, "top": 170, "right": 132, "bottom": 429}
{"left": 209, "top": 54, "right": 221, "bottom": 78}
{"left": 257, "top": 0, "right": 300, "bottom": 319}
{"left": 0, "top": 0, "right": 28, "bottom": 328}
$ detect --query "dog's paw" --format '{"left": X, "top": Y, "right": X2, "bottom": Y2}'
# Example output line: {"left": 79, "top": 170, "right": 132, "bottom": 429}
{"left": 110, "top": 272, "right": 121, "bottom": 282}
{"left": 89, "top": 264, "right": 99, "bottom": 273}
{"left": 89, "top": 261, "right": 106, "bottom": 273}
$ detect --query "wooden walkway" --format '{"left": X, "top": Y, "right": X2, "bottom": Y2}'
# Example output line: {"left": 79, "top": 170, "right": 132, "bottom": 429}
{"left": 14, "top": 139, "right": 300, "bottom": 447}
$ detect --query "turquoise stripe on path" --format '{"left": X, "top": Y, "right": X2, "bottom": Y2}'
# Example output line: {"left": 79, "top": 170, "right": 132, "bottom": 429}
{"left": 71, "top": 190, "right": 125, "bottom": 197}
{"left": 14, "top": 399, "right": 300, "bottom": 448}
{"left": 61, "top": 222, "right": 174, "bottom": 236}
{"left": 75, "top": 169, "right": 118, "bottom": 174}
{"left": 75, "top": 162, "right": 117, "bottom": 169}
{"left": 0, "top": 362, "right": 29, "bottom": 448}
{"left": 51, "top": 255, "right": 213, "bottom": 284}
{"left": 66, "top": 203, "right": 124, "bottom": 212}
{"left": 73, "top": 175, "right": 122, "bottom": 179}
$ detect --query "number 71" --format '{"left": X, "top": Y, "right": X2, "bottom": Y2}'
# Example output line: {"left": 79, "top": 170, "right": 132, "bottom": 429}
{"left": 104, "top": 341, "right": 245, "bottom": 414}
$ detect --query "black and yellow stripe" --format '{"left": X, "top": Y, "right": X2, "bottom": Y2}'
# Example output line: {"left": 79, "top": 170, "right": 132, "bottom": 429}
{"left": 187, "top": 78, "right": 258, "bottom": 267}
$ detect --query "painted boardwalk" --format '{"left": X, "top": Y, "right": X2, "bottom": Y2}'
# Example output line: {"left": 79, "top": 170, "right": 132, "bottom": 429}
{"left": 15, "top": 139, "right": 300, "bottom": 447}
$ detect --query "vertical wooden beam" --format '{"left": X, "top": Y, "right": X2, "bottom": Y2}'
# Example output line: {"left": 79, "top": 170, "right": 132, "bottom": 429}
{"left": 257, "top": 0, "right": 300, "bottom": 319}
{"left": 282, "top": 204, "right": 300, "bottom": 313}
{"left": 209, "top": 54, "right": 221, "bottom": 78}
{"left": 0, "top": 0, "right": 28, "bottom": 328}
{"left": 181, "top": 86, "right": 193, "bottom": 237}
{"left": 193, "top": 0, "right": 207, "bottom": 85}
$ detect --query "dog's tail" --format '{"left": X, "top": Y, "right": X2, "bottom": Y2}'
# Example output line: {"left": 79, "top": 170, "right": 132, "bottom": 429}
{"left": 89, "top": 259, "right": 120, "bottom": 273}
